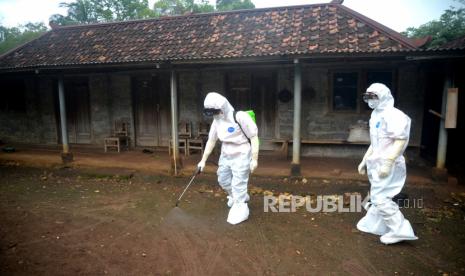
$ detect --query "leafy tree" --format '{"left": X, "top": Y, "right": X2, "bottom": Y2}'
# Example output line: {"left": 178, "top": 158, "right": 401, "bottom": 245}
{"left": 50, "top": 0, "right": 255, "bottom": 25}
{"left": 96, "top": 0, "right": 155, "bottom": 21}
{"left": 0, "top": 23, "right": 48, "bottom": 55}
{"left": 153, "top": 0, "right": 214, "bottom": 16}
{"left": 59, "top": 0, "right": 99, "bottom": 24}
{"left": 403, "top": 2, "right": 465, "bottom": 48}
{"left": 153, "top": 0, "right": 254, "bottom": 16}
{"left": 194, "top": 0, "right": 215, "bottom": 13}
{"left": 50, "top": 0, "right": 155, "bottom": 26}
{"left": 216, "top": 0, "right": 254, "bottom": 11}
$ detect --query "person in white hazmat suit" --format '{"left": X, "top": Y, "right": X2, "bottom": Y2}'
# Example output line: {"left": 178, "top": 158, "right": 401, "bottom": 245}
{"left": 197, "top": 92, "right": 259, "bottom": 225}
{"left": 357, "top": 83, "right": 418, "bottom": 244}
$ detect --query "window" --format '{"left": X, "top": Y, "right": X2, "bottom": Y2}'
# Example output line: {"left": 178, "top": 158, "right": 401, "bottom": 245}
{"left": 331, "top": 70, "right": 395, "bottom": 112}
{"left": 332, "top": 72, "right": 358, "bottom": 111}
{"left": 367, "top": 71, "right": 394, "bottom": 97}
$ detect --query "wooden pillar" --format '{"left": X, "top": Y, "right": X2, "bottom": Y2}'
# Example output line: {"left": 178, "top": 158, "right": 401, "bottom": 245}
{"left": 290, "top": 59, "right": 302, "bottom": 176}
{"left": 436, "top": 77, "right": 452, "bottom": 169}
{"left": 58, "top": 78, "right": 73, "bottom": 163}
{"left": 170, "top": 70, "right": 182, "bottom": 175}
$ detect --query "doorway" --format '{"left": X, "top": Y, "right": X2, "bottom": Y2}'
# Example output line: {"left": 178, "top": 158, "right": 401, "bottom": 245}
{"left": 132, "top": 75, "right": 170, "bottom": 147}
{"left": 226, "top": 70, "right": 277, "bottom": 139}
{"left": 55, "top": 78, "right": 92, "bottom": 144}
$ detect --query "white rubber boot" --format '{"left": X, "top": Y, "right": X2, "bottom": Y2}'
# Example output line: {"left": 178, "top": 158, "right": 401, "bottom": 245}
{"left": 227, "top": 202, "right": 249, "bottom": 224}
{"left": 380, "top": 217, "right": 418, "bottom": 244}
{"left": 378, "top": 201, "right": 418, "bottom": 244}
{"left": 227, "top": 193, "right": 250, "bottom": 208}
{"left": 356, "top": 205, "right": 389, "bottom": 236}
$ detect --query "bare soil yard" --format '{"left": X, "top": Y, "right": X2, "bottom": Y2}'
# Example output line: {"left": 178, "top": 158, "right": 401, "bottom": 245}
{"left": 1, "top": 164, "right": 464, "bottom": 275}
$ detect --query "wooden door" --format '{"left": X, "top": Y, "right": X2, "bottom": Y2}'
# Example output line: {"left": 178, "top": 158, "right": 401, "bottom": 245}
{"left": 132, "top": 75, "right": 170, "bottom": 147}
{"left": 252, "top": 73, "right": 276, "bottom": 139}
{"left": 226, "top": 72, "right": 252, "bottom": 111}
{"left": 226, "top": 71, "right": 277, "bottom": 139}
{"left": 65, "top": 79, "right": 91, "bottom": 144}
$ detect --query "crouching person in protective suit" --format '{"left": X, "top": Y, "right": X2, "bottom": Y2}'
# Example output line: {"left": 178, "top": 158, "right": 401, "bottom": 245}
{"left": 357, "top": 83, "right": 418, "bottom": 244}
{"left": 197, "top": 92, "right": 259, "bottom": 225}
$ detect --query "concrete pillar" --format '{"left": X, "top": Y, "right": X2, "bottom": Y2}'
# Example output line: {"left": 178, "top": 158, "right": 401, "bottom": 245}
{"left": 436, "top": 77, "right": 452, "bottom": 169}
{"left": 290, "top": 59, "right": 302, "bottom": 176}
{"left": 58, "top": 78, "right": 73, "bottom": 163}
{"left": 432, "top": 76, "right": 452, "bottom": 182}
{"left": 170, "top": 70, "right": 182, "bottom": 175}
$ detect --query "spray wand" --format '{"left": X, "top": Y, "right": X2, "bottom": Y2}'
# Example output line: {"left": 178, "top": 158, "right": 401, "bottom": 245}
{"left": 175, "top": 166, "right": 201, "bottom": 207}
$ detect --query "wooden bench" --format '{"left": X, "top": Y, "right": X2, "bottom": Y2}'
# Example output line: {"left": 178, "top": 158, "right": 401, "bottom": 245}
{"left": 271, "top": 139, "right": 289, "bottom": 158}
{"left": 104, "top": 118, "right": 130, "bottom": 153}
{"left": 301, "top": 139, "right": 369, "bottom": 145}
{"left": 187, "top": 122, "right": 209, "bottom": 156}
{"left": 271, "top": 139, "right": 370, "bottom": 158}
{"left": 272, "top": 138, "right": 419, "bottom": 158}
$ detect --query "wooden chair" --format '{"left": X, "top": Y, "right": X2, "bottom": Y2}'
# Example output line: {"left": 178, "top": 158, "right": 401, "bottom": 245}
{"left": 187, "top": 122, "right": 210, "bottom": 155}
{"left": 104, "top": 118, "right": 130, "bottom": 152}
{"left": 169, "top": 121, "right": 192, "bottom": 156}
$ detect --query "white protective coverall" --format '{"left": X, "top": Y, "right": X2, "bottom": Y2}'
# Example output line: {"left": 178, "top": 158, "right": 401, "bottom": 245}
{"left": 197, "top": 92, "right": 259, "bottom": 225}
{"left": 356, "top": 83, "right": 418, "bottom": 244}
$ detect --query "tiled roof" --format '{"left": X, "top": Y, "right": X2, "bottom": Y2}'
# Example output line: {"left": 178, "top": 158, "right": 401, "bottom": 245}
{"left": 437, "top": 35, "right": 465, "bottom": 49}
{"left": 0, "top": 3, "right": 419, "bottom": 70}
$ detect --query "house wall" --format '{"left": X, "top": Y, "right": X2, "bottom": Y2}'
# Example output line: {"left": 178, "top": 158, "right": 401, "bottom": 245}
{"left": 173, "top": 63, "right": 424, "bottom": 158}
{"left": 276, "top": 67, "right": 294, "bottom": 139}
{"left": 88, "top": 75, "right": 112, "bottom": 145}
{"left": 0, "top": 77, "right": 58, "bottom": 145}
{"left": 397, "top": 65, "right": 424, "bottom": 146}
{"left": 274, "top": 63, "right": 424, "bottom": 157}
{"left": 178, "top": 69, "right": 224, "bottom": 137}
{"left": 109, "top": 75, "right": 135, "bottom": 147}
{"left": 37, "top": 78, "right": 59, "bottom": 144}
{"left": 178, "top": 71, "right": 200, "bottom": 128}
{"left": 87, "top": 74, "right": 135, "bottom": 147}
{"left": 0, "top": 74, "right": 136, "bottom": 148}
{"left": 0, "top": 62, "right": 424, "bottom": 159}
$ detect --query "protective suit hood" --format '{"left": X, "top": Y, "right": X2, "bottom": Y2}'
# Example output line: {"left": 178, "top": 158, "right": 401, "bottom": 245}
{"left": 366, "top": 83, "right": 394, "bottom": 111}
{"left": 204, "top": 92, "right": 235, "bottom": 121}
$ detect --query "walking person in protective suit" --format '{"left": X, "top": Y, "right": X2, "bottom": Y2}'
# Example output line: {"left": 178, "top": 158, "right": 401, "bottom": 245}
{"left": 357, "top": 83, "right": 418, "bottom": 244}
{"left": 197, "top": 92, "right": 259, "bottom": 225}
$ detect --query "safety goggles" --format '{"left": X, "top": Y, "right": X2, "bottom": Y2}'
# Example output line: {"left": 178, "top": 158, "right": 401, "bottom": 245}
{"left": 203, "top": 108, "right": 222, "bottom": 116}
{"left": 362, "top": 92, "right": 379, "bottom": 102}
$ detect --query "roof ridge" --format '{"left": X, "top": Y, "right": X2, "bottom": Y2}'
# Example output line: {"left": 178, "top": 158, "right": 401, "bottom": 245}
{"left": 335, "top": 4, "right": 417, "bottom": 49}
{"left": 51, "top": 3, "right": 329, "bottom": 30}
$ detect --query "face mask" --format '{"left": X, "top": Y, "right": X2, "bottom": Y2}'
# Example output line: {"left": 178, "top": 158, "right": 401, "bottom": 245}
{"left": 367, "top": 99, "right": 379, "bottom": 109}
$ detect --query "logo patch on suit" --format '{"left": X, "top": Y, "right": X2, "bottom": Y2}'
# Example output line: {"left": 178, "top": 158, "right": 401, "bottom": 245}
{"left": 227, "top": 127, "right": 235, "bottom": 133}
{"left": 376, "top": 121, "right": 381, "bottom": 128}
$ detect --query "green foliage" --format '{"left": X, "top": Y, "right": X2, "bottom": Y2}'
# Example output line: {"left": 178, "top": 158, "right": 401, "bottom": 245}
{"left": 51, "top": 0, "right": 254, "bottom": 24}
{"left": 403, "top": 5, "right": 465, "bottom": 48}
{"left": 97, "top": 0, "right": 155, "bottom": 21}
{"left": 60, "top": 0, "right": 100, "bottom": 23}
{"left": 153, "top": 0, "right": 253, "bottom": 16}
{"left": 0, "top": 23, "right": 48, "bottom": 55}
{"left": 50, "top": 0, "right": 156, "bottom": 26}
{"left": 216, "top": 0, "right": 254, "bottom": 11}
{"left": 153, "top": 0, "right": 214, "bottom": 16}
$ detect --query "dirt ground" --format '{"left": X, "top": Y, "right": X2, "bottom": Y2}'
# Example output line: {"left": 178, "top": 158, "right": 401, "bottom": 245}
{"left": 1, "top": 164, "right": 465, "bottom": 275}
